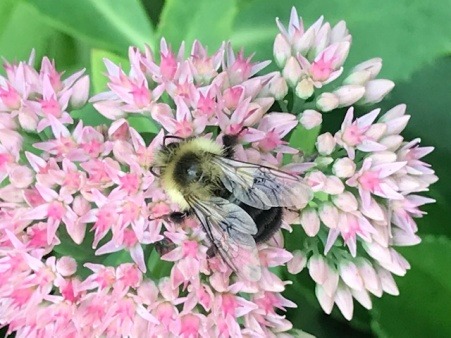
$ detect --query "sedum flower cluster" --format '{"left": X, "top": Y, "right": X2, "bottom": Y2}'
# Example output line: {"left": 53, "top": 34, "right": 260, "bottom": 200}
{"left": 0, "top": 6, "right": 436, "bottom": 337}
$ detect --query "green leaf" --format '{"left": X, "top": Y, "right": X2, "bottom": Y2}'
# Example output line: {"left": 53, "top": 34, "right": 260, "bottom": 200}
{"left": 128, "top": 115, "right": 160, "bottom": 134}
{"left": 232, "top": 0, "right": 451, "bottom": 81}
{"left": 25, "top": 0, "right": 155, "bottom": 54}
{"left": 71, "top": 104, "right": 110, "bottom": 127}
{"left": 90, "top": 48, "right": 130, "bottom": 93}
{"left": 371, "top": 236, "right": 451, "bottom": 338}
{"left": 0, "top": 2, "right": 54, "bottom": 63}
{"left": 0, "top": 0, "right": 18, "bottom": 33}
{"left": 146, "top": 248, "right": 173, "bottom": 279}
{"left": 101, "top": 250, "right": 133, "bottom": 267}
{"left": 157, "top": 0, "right": 237, "bottom": 51}
{"left": 290, "top": 124, "right": 321, "bottom": 156}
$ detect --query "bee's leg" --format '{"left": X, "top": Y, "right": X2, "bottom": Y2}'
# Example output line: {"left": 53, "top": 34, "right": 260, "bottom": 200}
{"left": 206, "top": 244, "right": 218, "bottom": 258}
{"left": 222, "top": 134, "right": 239, "bottom": 159}
{"left": 222, "top": 126, "right": 248, "bottom": 158}
{"left": 155, "top": 237, "right": 176, "bottom": 256}
{"left": 168, "top": 209, "right": 192, "bottom": 224}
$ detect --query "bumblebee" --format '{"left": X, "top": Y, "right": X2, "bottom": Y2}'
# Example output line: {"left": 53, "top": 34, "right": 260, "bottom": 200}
{"left": 152, "top": 134, "right": 312, "bottom": 281}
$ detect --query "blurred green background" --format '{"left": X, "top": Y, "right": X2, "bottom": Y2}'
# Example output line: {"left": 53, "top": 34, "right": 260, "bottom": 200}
{"left": 0, "top": 0, "right": 450, "bottom": 337}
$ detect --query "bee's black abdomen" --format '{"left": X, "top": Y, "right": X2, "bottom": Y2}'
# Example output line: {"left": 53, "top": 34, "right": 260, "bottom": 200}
{"left": 240, "top": 203, "right": 283, "bottom": 244}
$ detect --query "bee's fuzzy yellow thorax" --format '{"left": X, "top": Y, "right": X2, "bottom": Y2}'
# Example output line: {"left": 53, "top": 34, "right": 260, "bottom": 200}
{"left": 154, "top": 137, "right": 224, "bottom": 210}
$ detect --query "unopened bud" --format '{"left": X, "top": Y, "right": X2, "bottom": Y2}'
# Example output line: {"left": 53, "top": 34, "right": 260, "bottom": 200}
{"left": 316, "top": 92, "right": 339, "bottom": 112}
{"left": 324, "top": 175, "right": 345, "bottom": 195}
{"left": 352, "top": 58, "right": 383, "bottom": 79}
{"left": 332, "top": 191, "right": 358, "bottom": 212}
{"left": 332, "top": 157, "right": 356, "bottom": 178}
{"left": 334, "top": 85, "right": 365, "bottom": 107}
{"left": 299, "top": 109, "right": 322, "bottom": 129}
{"left": 18, "top": 110, "right": 38, "bottom": 131}
{"left": 360, "top": 79, "right": 394, "bottom": 104}
{"left": 343, "top": 70, "right": 371, "bottom": 86}
{"left": 295, "top": 78, "right": 314, "bottom": 99}
{"left": 274, "top": 33, "right": 292, "bottom": 68}
{"left": 287, "top": 250, "right": 307, "bottom": 274}
{"left": 308, "top": 255, "right": 329, "bottom": 285}
{"left": 319, "top": 202, "right": 339, "bottom": 229}
{"left": 300, "top": 207, "right": 320, "bottom": 237}
{"left": 269, "top": 75, "right": 288, "bottom": 100}
{"left": 282, "top": 56, "right": 302, "bottom": 87}
{"left": 316, "top": 132, "right": 335, "bottom": 155}
{"left": 70, "top": 75, "right": 90, "bottom": 108}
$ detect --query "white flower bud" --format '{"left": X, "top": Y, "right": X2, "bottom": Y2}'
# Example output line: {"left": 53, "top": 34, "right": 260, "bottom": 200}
{"left": 332, "top": 192, "right": 358, "bottom": 212}
{"left": 366, "top": 123, "right": 387, "bottom": 140}
{"left": 318, "top": 202, "right": 339, "bottom": 229}
{"left": 343, "top": 70, "right": 371, "bottom": 86}
{"left": 18, "top": 110, "right": 38, "bottom": 131}
{"left": 274, "top": 33, "right": 292, "bottom": 68}
{"left": 287, "top": 250, "right": 307, "bottom": 274}
{"left": 334, "top": 284, "right": 354, "bottom": 320}
{"left": 316, "top": 92, "right": 339, "bottom": 112}
{"left": 269, "top": 75, "right": 288, "bottom": 100}
{"left": 70, "top": 75, "right": 90, "bottom": 108}
{"left": 299, "top": 109, "right": 322, "bottom": 129}
{"left": 300, "top": 207, "right": 320, "bottom": 237}
{"left": 334, "top": 85, "right": 365, "bottom": 107}
{"left": 295, "top": 78, "right": 314, "bottom": 99}
{"left": 332, "top": 158, "right": 356, "bottom": 178}
{"left": 282, "top": 56, "right": 302, "bottom": 87}
{"left": 316, "top": 132, "right": 336, "bottom": 155}
{"left": 316, "top": 285, "right": 334, "bottom": 314}
{"left": 339, "top": 261, "right": 365, "bottom": 291}
{"left": 56, "top": 257, "right": 77, "bottom": 276}
{"left": 324, "top": 175, "right": 345, "bottom": 195}
{"left": 360, "top": 79, "right": 395, "bottom": 104}
{"left": 352, "top": 58, "right": 382, "bottom": 79}
{"left": 9, "top": 165, "right": 34, "bottom": 189}
{"left": 308, "top": 255, "right": 329, "bottom": 285}
{"left": 351, "top": 289, "right": 372, "bottom": 310}
{"left": 375, "top": 266, "right": 399, "bottom": 296}
{"left": 380, "top": 135, "right": 404, "bottom": 151}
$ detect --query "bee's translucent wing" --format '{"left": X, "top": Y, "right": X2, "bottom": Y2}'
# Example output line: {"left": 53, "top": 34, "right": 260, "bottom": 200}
{"left": 214, "top": 157, "right": 313, "bottom": 210}
{"left": 189, "top": 196, "right": 262, "bottom": 281}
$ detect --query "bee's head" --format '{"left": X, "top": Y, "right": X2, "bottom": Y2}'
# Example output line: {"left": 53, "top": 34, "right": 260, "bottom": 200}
{"left": 176, "top": 152, "right": 203, "bottom": 184}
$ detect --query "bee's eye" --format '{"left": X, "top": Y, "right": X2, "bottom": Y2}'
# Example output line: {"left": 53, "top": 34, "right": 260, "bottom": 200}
{"left": 186, "top": 163, "right": 201, "bottom": 182}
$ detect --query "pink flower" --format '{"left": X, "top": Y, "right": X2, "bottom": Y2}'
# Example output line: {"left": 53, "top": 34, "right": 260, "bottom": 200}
{"left": 335, "top": 107, "right": 387, "bottom": 159}
{"left": 347, "top": 158, "right": 406, "bottom": 207}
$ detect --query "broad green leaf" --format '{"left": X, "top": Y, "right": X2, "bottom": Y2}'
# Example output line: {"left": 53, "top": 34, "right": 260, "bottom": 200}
{"left": 90, "top": 48, "right": 130, "bottom": 93}
{"left": 129, "top": 115, "right": 160, "bottom": 134}
{"left": 53, "top": 226, "right": 98, "bottom": 263}
{"left": 25, "top": 0, "right": 155, "bottom": 54}
{"left": 232, "top": 0, "right": 451, "bottom": 81}
{"left": 71, "top": 104, "right": 110, "bottom": 127}
{"left": 0, "top": 2, "right": 54, "bottom": 62}
{"left": 290, "top": 124, "right": 321, "bottom": 156}
{"left": 146, "top": 248, "right": 173, "bottom": 279}
{"left": 102, "top": 250, "right": 133, "bottom": 267}
{"left": 371, "top": 236, "right": 451, "bottom": 338}
{"left": 157, "top": 0, "right": 237, "bottom": 52}
{"left": 0, "top": 0, "right": 18, "bottom": 33}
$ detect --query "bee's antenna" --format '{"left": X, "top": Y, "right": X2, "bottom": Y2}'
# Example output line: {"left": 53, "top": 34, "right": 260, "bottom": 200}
{"left": 163, "top": 135, "right": 184, "bottom": 146}
{"left": 238, "top": 126, "right": 249, "bottom": 135}
{"left": 150, "top": 166, "right": 160, "bottom": 177}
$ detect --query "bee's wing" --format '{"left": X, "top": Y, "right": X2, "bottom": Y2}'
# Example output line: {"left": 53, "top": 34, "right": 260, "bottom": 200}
{"left": 188, "top": 196, "right": 262, "bottom": 281}
{"left": 214, "top": 157, "right": 313, "bottom": 210}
